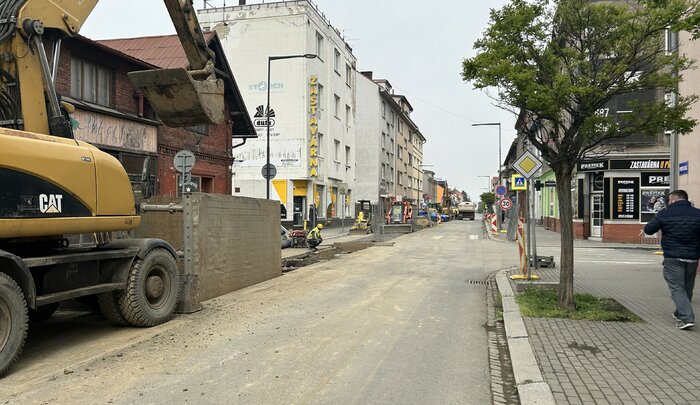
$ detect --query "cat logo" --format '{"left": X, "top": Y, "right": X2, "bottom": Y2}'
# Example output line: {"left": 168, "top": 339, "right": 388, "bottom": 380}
{"left": 39, "top": 194, "right": 63, "bottom": 214}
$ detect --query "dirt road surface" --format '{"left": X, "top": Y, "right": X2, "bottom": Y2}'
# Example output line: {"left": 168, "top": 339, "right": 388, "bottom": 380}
{"left": 2, "top": 219, "right": 517, "bottom": 404}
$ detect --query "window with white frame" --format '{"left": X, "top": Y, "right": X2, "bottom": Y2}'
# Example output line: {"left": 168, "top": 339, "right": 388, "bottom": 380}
{"left": 334, "top": 94, "right": 340, "bottom": 118}
{"left": 346, "top": 64, "right": 352, "bottom": 87}
{"left": 318, "top": 84, "right": 324, "bottom": 118}
{"left": 345, "top": 146, "right": 351, "bottom": 167}
{"left": 71, "top": 57, "right": 111, "bottom": 106}
{"left": 334, "top": 139, "right": 340, "bottom": 162}
{"left": 345, "top": 105, "right": 351, "bottom": 124}
{"left": 316, "top": 32, "right": 324, "bottom": 58}
{"left": 334, "top": 48, "right": 340, "bottom": 72}
{"left": 381, "top": 101, "right": 386, "bottom": 118}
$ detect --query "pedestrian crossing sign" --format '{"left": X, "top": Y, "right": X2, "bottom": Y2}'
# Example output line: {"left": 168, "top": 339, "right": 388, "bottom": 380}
{"left": 512, "top": 175, "right": 527, "bottom": 190}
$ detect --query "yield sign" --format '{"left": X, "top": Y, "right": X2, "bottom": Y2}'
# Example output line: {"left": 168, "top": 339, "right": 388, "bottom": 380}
{"left": 513, "top": 150, "right": 543, "bottom": 179}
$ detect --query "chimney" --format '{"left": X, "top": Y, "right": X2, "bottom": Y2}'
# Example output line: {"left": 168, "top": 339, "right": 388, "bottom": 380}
{"left": 361, "top": 71, "right": 373, "bottom": 80}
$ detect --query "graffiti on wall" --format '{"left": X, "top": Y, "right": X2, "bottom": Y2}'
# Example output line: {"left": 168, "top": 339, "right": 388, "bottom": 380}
{"left": 73, "top": 109, "right": 157, "bottom": 153}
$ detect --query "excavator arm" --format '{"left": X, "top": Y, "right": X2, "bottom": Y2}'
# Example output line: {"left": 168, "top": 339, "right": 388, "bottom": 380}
{"left": 0, "top": 0, "right": 223, "bottom": 137}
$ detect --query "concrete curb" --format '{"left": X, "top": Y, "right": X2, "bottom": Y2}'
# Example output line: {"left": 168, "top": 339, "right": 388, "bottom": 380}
{"left": 496, "top": 269, "right": 556, "bottom": 405}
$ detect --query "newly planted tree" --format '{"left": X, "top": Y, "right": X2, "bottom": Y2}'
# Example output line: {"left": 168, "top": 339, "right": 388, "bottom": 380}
{"left": 463, "top": 0, "right": 698, "bottom": 309}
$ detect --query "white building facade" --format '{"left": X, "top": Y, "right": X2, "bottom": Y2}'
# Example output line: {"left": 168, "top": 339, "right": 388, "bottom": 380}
{"left": 198, "top": 1, "right": 356, "bottom": 226}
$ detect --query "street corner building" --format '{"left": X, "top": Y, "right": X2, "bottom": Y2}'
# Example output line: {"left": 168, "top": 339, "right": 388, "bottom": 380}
{"left": 197, "top": 1, "right": 357, "bottom": 229}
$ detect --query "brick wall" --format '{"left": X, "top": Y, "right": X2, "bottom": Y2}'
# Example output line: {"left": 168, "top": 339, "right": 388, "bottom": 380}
{"left": 573, "top": 221, "right": 589, "bottom": 240}
{"left": 134, "top": 194, "right": 280, "bottom": 302}
{"left": 543, "top": 217, "right": 561, "bottom": 232}
{"left": 602, "top": 223, "right": 644, "bottom": 244}
{"left": 59, "top": 38, "right": 233, "bottom": 197}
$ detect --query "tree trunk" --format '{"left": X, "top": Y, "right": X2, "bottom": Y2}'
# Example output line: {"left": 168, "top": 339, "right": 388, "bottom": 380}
{"left": 554, "top": 169, "right": 575, "bottom": 310}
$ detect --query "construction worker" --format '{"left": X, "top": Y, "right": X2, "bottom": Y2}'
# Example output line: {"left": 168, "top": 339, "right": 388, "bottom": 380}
{"left": 307, "top": 223, "right": 324, "bottom": 250}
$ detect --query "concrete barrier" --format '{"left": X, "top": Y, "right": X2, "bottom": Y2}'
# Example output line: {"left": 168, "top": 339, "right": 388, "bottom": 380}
{"left": 135, "top": 194, "right": 281, "bottom": 302}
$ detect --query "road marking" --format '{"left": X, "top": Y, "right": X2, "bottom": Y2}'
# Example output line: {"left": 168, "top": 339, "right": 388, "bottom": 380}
{"left": 432, "top": 235, "right": 444, "bottom": 240}
{"left": 469, "top": 235, "right": 480, "bottom": 240}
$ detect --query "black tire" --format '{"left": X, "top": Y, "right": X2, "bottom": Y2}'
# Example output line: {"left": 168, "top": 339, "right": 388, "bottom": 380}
{"left": 97, "top": 292, "right": 129, "bottom": 326}
{"left": 28, "top": 302, "right": 60, "bottom": 322}
{"left": 119, "top": 248, "right": 179, "bottom": 327}
{"left": 0, "top": 273, "right": 28, "bottom": 378}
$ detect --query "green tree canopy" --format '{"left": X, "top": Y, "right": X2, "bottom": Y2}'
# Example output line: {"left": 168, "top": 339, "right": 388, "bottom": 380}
{"left": 463, "top": 0, "right": 699, "bottom": 309}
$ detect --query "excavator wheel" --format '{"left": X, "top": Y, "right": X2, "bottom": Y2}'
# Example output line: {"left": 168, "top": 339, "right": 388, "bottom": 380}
{"left": 0, "top": 273, "right": 28, "bottom": 378}
{"left": 97, "top": 292, "right": 130, "bottom": 326}
{"left": 119, "top": 248, "right": 179, "bottom": 327}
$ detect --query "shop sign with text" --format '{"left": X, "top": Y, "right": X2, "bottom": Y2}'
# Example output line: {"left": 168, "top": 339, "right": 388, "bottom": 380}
{"left": 309, "top": 75, "right": 319, "bottom": 177}
{"left": 610, "top": 159, "right": 670, "bottom": 170}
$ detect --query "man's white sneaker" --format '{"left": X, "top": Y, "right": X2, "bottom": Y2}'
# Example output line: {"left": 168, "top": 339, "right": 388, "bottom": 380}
{"left": 676, "top": 321, "right": 695, "bottom": 330}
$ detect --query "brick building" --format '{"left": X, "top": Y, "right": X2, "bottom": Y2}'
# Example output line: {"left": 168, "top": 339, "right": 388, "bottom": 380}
{"left": 52, "top": 36, "right": 161, "bottom": 198}
{"left": 99, "top": 33, "right": 255, "bottom": 197}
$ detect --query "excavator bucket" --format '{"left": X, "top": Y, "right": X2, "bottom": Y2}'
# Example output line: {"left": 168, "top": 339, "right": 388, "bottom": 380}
{"left": 128, "top": 68, "right": 225, "bottom": 127}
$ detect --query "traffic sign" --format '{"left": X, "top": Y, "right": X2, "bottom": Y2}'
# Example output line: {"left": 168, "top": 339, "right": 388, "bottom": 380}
{"left": 512, "top": 150, "right": 543, "bottom": 179}
{"left": 511, "top": 174, "right": 526, "bottom": 190}
{"left": 262, "top": 163, "right": 277, "bottom": 180}
{"left": 174, "top": 150, "right": 195, "bottom": 173}
{"left": 500, "top": 198, "right": 513, "bottom": 211}
{"left": 338, "top": 183, "right": 348, "bottom": 195}
{"left": 495, "top": 185, "right": 507, "bottom": 196}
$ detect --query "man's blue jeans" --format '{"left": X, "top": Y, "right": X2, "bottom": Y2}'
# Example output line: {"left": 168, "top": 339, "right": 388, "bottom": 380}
{"left": 663, "top": 258, "right": 699, "bottom": 323}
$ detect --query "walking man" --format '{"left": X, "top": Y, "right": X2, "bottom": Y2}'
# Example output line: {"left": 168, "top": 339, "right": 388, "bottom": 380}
{"left": 644, "top": 190, "right": 700, "bottom": 330}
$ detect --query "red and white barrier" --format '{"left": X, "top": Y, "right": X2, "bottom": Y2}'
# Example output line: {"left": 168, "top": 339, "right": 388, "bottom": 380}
{"left": 517, "top": 217, "right": 526, "bottom": 276}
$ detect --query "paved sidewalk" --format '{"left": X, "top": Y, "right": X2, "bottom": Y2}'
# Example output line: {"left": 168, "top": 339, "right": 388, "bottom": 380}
{"left": 501, "top": 226, "right": 700, "bottom": 404}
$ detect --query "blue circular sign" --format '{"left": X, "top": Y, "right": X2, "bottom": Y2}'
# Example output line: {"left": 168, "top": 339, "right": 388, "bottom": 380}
{"left": 495, "top": 185, "right": 507, "bottom": 196}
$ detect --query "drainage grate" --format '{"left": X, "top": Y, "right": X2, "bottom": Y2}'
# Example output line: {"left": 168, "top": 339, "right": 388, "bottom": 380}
{"left": 467, "top": 280, "right": 491, "bottom": 285}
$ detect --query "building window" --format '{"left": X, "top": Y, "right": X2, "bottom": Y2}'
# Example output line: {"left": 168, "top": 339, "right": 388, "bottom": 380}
{"left": 334, "top": 48, "right": 340, "bottom": 73}
{"left": 71, "top": 57, "right": 111, "bottom": 106}
{"left": 334, "top": 94, "right": 340, "bottom": 118}
{"left": 317, "top": 133, "right": 324, "bottom": 157}
{"left": 346, "top": 64, "right": 352, "bottom": 87}
{"left": 345, "top": 105, "right": 351, "bottom": 124}
{"left": 408, "top": 153, "right": 413, "bottom": 166}
{"left": 381, "top": 101, "right": 386, "bottom": 118}
{"left": 185, "top": 124, "right": 208, "bottom": 135}
{"left": 398, "top": 146, "right": 403, "bottom": 160}
{"left": 315, "top": 32, "right": 323, "bottom": 59}
{"left": 345, "top": 145, "right": 351, "bottom": 167}
{"left": 409, "top": 132, "right": 413, "bottom": 144}
{"left": 381, "top": 132, "right": 386, "bottom": 149}
{"left": 318, "top": 84, "right": 324, "bottom": 119}
{"left": 664, "top": 29, "right": 676, "bottom": 55}
{"left": 381, "top": 164, "right": 386, "bottom": 180}
{"left": 334, "top": 139, "right": 340, "bottom": 162}
{"left": 398, "top": 173, "right": 403, "bottom": 186}
{"left": 398, "top": 119, "right": 403, "bottom": 133}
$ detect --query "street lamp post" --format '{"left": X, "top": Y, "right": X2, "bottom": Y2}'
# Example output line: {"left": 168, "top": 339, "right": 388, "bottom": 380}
{"left": 471, "top": 122, "right": 502, "bottom": 184}
{"left": 266, "top": 53, "right": 318, "bottom": 199}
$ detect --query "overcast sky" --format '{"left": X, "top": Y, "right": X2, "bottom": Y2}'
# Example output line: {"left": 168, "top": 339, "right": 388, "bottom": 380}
{"left": 82, "top": 0, "right": 516, "bottom": 201}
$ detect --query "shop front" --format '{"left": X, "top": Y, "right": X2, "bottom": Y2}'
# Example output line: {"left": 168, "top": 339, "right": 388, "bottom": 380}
{"left": 575, "top": 158, "right": 670, "bottom": 243}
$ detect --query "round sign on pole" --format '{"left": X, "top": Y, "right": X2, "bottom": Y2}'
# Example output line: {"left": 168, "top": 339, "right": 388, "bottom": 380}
{"left": 174, "top": 150, "right": 195, "bottom": 173}
{"left": 262, "top": 163, "right": 277, "bottom": 180}
{"left": 495, "top": 185, "right": 507, "bottom": 197}
{"left": 500, "top": 197, "right": 513, "bottom": 211}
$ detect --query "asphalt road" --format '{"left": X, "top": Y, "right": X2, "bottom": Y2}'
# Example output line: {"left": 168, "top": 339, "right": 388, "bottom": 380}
{"left": 2, "top": 219, "right": 518, "bottom": 404}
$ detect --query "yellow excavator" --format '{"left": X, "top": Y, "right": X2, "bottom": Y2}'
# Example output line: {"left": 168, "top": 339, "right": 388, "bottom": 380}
{"left": 0, "top": 0, "right": 226, "bottom": 377}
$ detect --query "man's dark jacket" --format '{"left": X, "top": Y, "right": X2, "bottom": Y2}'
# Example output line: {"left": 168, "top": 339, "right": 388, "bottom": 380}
{"left": 644, "top": 200, "right": 700, "bottom": 259}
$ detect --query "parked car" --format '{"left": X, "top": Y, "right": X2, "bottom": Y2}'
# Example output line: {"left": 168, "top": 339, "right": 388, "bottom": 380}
{"left": 417, "top": 210, "right": 449, "bottom": 222}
